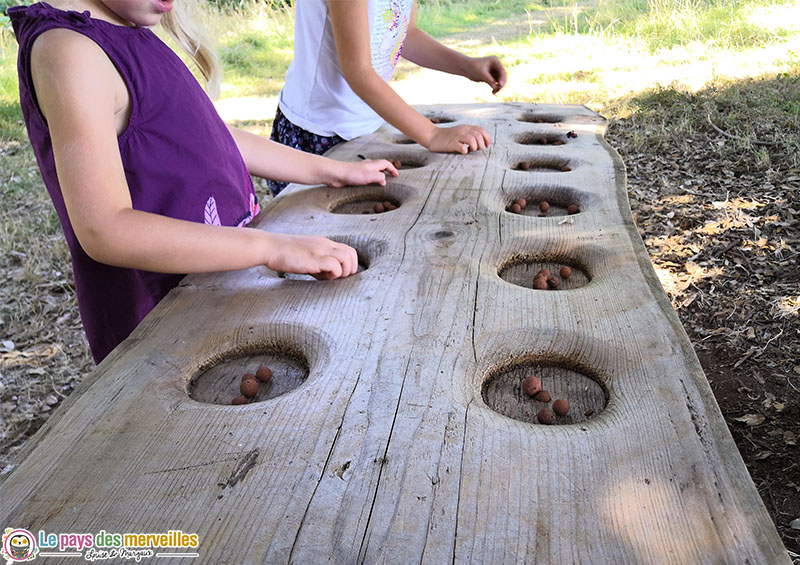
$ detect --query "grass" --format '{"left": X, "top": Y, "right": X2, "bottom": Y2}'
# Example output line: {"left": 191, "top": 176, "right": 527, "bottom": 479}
{"left": 414, "top": 0, "right": 545, "bottom": 36}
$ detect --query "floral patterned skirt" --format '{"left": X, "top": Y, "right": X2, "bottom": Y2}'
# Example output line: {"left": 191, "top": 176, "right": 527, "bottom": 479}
{"left": 267, "top": 107, "right": 345, "bottom": 196}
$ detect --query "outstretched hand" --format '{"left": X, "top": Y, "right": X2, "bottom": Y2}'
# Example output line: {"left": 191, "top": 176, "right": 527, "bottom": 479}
{"left": 466, "top": 55, "right": 507, "bottom": 94}
{"left": 264, "top": 233, "right": 359, "bottom": 280}
{"left": 427, "top": 124, "right": 491, "bottom": 154}
{"left": 328, "top": 159, "right": 398, "bottom": 188}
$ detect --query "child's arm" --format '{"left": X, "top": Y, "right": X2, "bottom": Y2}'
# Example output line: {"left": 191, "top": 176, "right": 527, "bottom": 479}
{"left": 228, "top": 127, "right": 398, "bottom": 187}
{"left": 328, "top": 0, "right": 491, "bottom": 154}
{"left": 401, "top": 3, "right": 507, "bottom": 94}
{"left": 31, "top": 30, "right": 357, "bottom": 280}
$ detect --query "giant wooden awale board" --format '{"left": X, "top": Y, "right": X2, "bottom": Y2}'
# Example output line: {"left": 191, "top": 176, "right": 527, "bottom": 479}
{"left": 0, "top": 104, "right": 788, "bottom": 564}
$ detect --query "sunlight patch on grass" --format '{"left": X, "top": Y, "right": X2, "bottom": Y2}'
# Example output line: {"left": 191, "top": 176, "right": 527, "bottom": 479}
{"left": 474, "top": 29, "right": 800, "bottom": 113}
{"left": 745, "top": 1, "right": 800, "bottom": 33}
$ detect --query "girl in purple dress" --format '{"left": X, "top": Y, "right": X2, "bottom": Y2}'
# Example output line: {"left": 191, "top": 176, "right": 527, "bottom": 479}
{"left": 9, "top": 0, "right": 398, "bottom": 362}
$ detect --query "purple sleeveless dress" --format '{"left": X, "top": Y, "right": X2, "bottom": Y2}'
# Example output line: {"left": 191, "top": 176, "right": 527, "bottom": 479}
{"left": 10, "top": 2, "right": 260, "bottom": 362}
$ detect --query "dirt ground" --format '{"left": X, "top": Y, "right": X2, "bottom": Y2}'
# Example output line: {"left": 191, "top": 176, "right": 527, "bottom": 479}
{"left": 1, "top": 84, "right": 798, "bottom": 555}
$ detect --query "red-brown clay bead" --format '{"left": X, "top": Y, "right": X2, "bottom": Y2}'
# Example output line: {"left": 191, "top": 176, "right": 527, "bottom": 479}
{"left": 510, "top": 203, "right": 522, "bottom": 214}
{"left": 256, "top": 366, "right": 273, "bottom": 383}
{"left": 553, "top": 398, "right": 570, "bottom": 416}
{"left": 567, "top": 204, "right": 580, "bottom": 214}
{"left": 232, "top": 396, "right": 248, "bottom": 405}
{"left": 535, "top": 390, "right": 551, "bottom": 403}
{"left": 559, "top": 266, "right": 572, "bottom": 279}
{"left": 537, "top": 409, "right": 555, "bottom": 425}
{"left": 383, "top": 201, "right": 395, "bottom": 211}
{"left": 522, "top": 376, "right": 542, "bottom": 397}
{"left": 374, "top": 202, "right": 385, "bottom": 214}
{"left": 561, "top": 165, "right": 571, "bottom": 172}
{"left": 394, "top": 160, "right": 402, "bottom": 169}
{"left": 519, "top": 161, "right": 530, "bottom": 171}
{"left": 547, "top": 276, "right": 560, "bottom": 289}
{"left": 539, "top": 201, "right": 550, "bottom": 213}
{"left": 537, "top": 269, "right": 551, "bottom": 279}
{"left": 540, "top": 137, "right": 548, "bottom": 145}
{"left": 514, "top": 198, "right": 527, "bottom": 209}
{"left": 240, "top": 377, "right": 259, "bottom": 398}
{"left": 533, "top": 276, "right": 549, "bottom": 290}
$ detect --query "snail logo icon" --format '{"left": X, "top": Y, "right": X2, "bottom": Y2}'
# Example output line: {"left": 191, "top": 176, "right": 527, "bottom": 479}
{"left": 1, "top": 528, "right": 38, "bottom": 562}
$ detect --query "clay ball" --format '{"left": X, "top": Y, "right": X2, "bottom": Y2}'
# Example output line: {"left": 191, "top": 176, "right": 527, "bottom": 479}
{"left": 567, "top": 204, "right": 580, "bottom": 215}
{"left": 547, "top": 276, "right": 560, "bottom": 289}
{"left": 537, "top": 269, "right": 551, "bottom": 279}
{"left": 561, "top": 165, "right": 571, "bottom": 172}
{"left": 535, "top": 390, "right": 551, "bottom": 403}
{"left": 240, "top": 377, "right": 259, "bottom": 398}
{"left": 232, "top": 396, "right": 248, "bottom": 405}
{"left": 514, "top": 198, "right": 527, "bottom": 209}
{"left": 540, "top": 137, "right": 548, "bottom": 145}
{"left": 394, "top": 160, "right": 402, "bottom": 169}
{"left": 537, "top": 409, "right": 555, "bottom": 425}
{"left": 522, "top": 376, "right": 542, "bottom": 397}
{"left": 383, "top": 201, "right": 396, "bottom": 211}
{"left": 374, "top": 202, "right": 385, "bottom": 214}
{"left": 553, "top": 398, "right": 570, "bottom": 417}
{"left": 533, "top": 276, "right": 549, "bottom": 290}
{"left": 256, "top": 366, "right": 273, "bottom": 383}
{"left": 539, "top": 201, "right": 550, "bottom": 213}
{"left": 559, "top": 266, "right": 572, "bottom": 279}
{"left": 519, "top": 161, "right": 530, "bottom": 171}
{"left": 510, "top": 203, "right": 522, "bottom": 214}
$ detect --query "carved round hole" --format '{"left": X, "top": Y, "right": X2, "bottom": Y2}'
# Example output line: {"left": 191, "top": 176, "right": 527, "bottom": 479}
{"left": 516, "top": 113, "right": 562, "bottom": 124}
{"left": 504, "top": 189, "right": 584, "bottom": 217}
{"left": 264, "top": 237, "right": 382, "bottom": 281}
{"left": 189, "top": 349, "right": 309, "bottom": 405}
{"left": 513, "top": 158, "right": 571, "bottom": 172}
{"left": 482, "top": 357, "right": 607, "bottom": 425}
{"left": 515, "top": 132, "right": 567, "bottom": 146}
{"left": 277, "top": 241, "right": 371, "bottom": 280}
{"left": 330, "top": 196, "right": 401, "bottom": 215}
{"left": 426, "top": 114, "right": 455, "bottom": 124}
{"left": 498, "top": 255, "right": 590, "bottom": 291}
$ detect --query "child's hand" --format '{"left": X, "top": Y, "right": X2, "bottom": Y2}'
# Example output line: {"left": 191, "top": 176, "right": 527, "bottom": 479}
{"left": 265, "top": 233, "right": 359, "bottom": 280}
{"left": 328, "top": 159, "right": 399, "bottom": 188}
{"left": 466, "top": 55, "right": 507, "bottom": 94}
{"left": 427, "top": 125, "right": 491, "bottom": 154}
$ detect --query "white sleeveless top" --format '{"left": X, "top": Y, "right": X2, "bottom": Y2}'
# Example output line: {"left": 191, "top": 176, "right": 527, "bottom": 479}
{"left": 278, "top": 0, "right": 413, "bottom": 140}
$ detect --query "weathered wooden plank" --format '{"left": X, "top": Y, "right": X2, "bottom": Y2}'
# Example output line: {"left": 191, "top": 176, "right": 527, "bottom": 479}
{"left": 0, "top": 104, "right": 787, "bottom": 564}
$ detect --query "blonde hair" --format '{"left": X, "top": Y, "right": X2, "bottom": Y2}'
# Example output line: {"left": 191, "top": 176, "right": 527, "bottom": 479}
{"left": 160, "top": 0, "right": 221, "bottom": 99}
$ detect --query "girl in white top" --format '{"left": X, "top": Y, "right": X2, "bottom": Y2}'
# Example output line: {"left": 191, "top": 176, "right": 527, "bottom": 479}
{"left": 270, "top": 0, "right": 507, "bottom": 194}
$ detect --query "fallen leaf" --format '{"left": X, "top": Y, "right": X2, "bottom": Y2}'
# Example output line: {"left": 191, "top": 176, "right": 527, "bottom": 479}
{"left": 734, "top": 413, "right": 765, "bottom": 426}
{"left": 754, "top": 450, "right": 772, "bottom": 460}
{"left": 785, "top": 431, "right": 797, "bottom": 446}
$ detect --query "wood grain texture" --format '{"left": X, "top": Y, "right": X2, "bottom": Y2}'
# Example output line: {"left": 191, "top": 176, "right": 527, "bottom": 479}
{"left": 0, "top": 104, "right": 787, "bottom": 564}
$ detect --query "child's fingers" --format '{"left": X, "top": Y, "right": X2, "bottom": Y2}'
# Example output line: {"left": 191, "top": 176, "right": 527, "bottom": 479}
{"left": 329, "top": 242, "right": 358, "bottom": 277}
{"left": 462, "top": 127, "right": 490, "bottom": 152}
{"left": 381, "top": 159, "right": 399, "bottom": 177}
{"left": 313, "top": 255, "right": 344, "bottom": 280}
